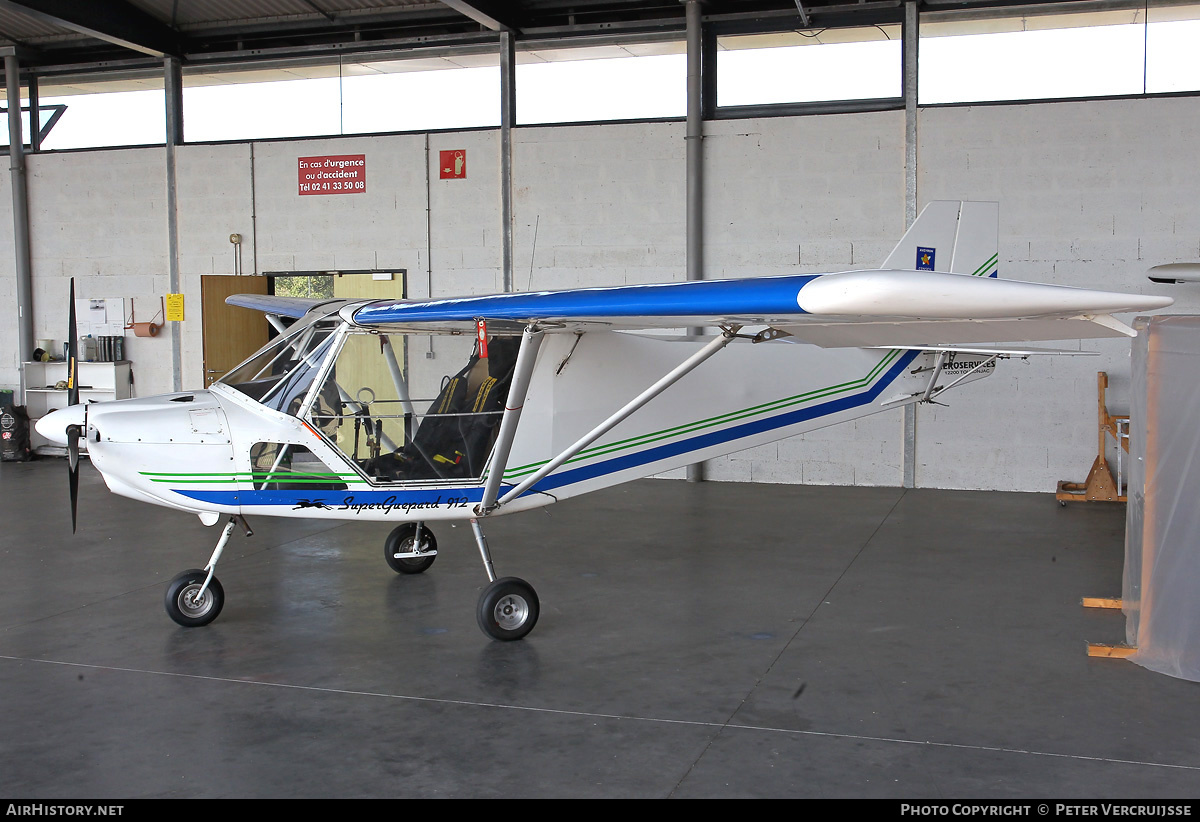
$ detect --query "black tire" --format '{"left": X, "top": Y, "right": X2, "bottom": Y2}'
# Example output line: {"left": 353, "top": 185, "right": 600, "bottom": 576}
{"left": 165, "top": 568, "right": 224, "bottom": 627}
{"left": 477, "top": 577, "right": 539, "bottom": 641}
{"left": 384, "top": 523, "right": 437, "bottom": 574}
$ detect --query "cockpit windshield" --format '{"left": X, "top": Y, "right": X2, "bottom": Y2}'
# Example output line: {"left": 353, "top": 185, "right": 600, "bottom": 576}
{"left": 216, "top": 310, "right": 342, "bottom": 416}
{"left": 218, "top": 316, "right": 524, "bottom": 483}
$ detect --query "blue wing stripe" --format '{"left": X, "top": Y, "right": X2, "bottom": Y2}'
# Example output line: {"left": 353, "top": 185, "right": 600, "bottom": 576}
{"left": 353, "top": 275, "right": 818, "bottom": 325}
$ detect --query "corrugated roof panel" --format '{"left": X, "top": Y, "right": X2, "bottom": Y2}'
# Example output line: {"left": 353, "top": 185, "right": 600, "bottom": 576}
{"left": 127, "top": 0, "right": 440, "bottom": 29}
{"left": 0, "top": 7, "right": 86, "bottom": 45}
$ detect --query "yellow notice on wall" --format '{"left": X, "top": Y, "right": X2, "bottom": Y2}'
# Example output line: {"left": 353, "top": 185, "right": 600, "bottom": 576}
{"left": 166, "top": 293, "right": 185, "bottom": 322}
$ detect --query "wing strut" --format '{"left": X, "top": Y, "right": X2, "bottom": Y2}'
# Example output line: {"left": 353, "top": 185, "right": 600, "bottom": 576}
{"left": 492, "top": 325, "right": 742, "bottom": 511}
{"left": 476, "top": 324, "right": 546, "bottom": 515}
{"left": 921, "top": 351, "right": 949, "bottom": 403}
{"left": 926, "top": 353, "right": 1001, "bottom": 401}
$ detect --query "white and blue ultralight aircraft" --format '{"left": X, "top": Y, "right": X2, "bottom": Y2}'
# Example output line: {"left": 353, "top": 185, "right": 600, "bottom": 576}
{"left": 37, "top": 201, "right": 1172, "bottom": 640}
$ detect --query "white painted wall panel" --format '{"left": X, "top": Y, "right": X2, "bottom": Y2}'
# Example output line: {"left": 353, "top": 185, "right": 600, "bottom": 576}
{"left": 701, "top": 112, "right": 908, "bottom": 487}
{"left": 252, "top": 135, "right": 426, "bottom": 277}
{"left": 25, "top": 148, "right": 171, "bottom": 396}
{"left": 512, "top": 122, "right": 686, "bottom": 293}
{"left": 175, "top": 143, "right": 255, "bottom": 388}
{"left": 428, "top": 130, "right": 501, "bottom": 298}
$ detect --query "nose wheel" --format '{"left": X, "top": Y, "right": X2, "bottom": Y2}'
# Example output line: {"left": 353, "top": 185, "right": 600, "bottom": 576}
{"left": 164, "top": 516, "right": 249, "bottom": 628}
{"left": 165, "top": 569, "right": 224, "bottom": 627}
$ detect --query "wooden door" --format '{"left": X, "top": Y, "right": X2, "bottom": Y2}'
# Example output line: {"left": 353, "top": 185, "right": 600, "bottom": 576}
{"left": 201, "top": 275, "right": 271, "bottom": 388}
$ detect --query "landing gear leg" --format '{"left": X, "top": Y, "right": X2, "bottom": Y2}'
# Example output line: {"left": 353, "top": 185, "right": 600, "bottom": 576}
{"left": 164, "top": 515, "right": 251, "bottom": 627}
{"left": 470, "top": 518, "right": 539, "bottom": 642}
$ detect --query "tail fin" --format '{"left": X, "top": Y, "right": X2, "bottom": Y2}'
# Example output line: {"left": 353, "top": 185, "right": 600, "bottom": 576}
{"left": 880, "top": 200, "right": 999, "bottom": 278}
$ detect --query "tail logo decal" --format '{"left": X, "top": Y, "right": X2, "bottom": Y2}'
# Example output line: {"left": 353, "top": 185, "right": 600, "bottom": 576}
{"left": 916, "top": 247, "right": 936, "bottom": 271}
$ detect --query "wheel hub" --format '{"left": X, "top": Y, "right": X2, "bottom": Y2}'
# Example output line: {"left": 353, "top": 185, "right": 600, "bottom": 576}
{"left": 180, "top": 584, "right": 213, "bottom": 618}
{"left": 493, "top": 594, "right": 528, "bottom": 630}
{"left": 400, "top": 536, "right": 429, "bottom": 555}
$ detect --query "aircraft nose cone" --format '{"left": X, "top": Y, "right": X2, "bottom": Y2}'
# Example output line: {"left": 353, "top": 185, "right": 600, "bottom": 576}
{"left": 35, "top": 404, "right": 86, "bottom": 446}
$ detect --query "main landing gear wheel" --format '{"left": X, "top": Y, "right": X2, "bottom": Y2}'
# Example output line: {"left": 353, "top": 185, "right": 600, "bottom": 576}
{"left": 477, "top": 577, "right": 539, "bottom": 641}
{"left": 165, "top": 569, "right": 224, "bottom": 627}
{"left": 384, "top": 523, "right": 437, "bottom": 574}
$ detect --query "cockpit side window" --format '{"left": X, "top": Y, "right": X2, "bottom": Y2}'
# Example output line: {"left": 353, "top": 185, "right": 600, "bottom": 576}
{"left": 249, "top": 442, "right": 348, "bottom": 492}
{"left": 308, "top": 331, "right": 520, "bottom": 483}
{"left": 218, "top": 314, "right": 340, "bottom": 415}
{"left": 262, "top": 330, "right": 338, "bottom": 416}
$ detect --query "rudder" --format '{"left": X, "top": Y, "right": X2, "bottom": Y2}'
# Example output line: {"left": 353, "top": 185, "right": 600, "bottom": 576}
{"left": 879, "top": 200, "right": 999, "bottom": 278}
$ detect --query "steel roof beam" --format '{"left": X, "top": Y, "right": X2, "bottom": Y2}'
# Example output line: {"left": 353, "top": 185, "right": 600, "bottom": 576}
{"left": 0, "top": 0, "right": 182, "bottom": 58}
{"left": 440, "top": 1, "right": 518, "bottom": 32}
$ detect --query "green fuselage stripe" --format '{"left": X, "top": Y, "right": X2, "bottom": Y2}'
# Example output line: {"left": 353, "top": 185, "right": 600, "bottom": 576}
{"left": 142, "top": 471, "right": 367, "bottom": 485}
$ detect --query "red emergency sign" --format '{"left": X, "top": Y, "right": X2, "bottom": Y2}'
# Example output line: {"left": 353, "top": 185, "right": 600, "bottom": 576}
{"left": 440, "top": 150, "right": 467, "bottom": 179}
{"left": 298, "top": 154, "right": 366, "bottom": 195}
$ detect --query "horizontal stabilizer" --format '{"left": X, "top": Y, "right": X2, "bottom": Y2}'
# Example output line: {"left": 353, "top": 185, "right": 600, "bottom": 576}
{"left": 225, "top": 294, "right": 334, "bottom": 319}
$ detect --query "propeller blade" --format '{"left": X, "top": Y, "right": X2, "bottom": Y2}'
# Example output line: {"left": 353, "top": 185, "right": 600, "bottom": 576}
{"left": 66, "top": 279, "right": 81, "bottom": 533}
{"left": 66, "top": 423, "right": 80, "bottom": 534}
{"left": 67, "top": 278, "right": 78, "bottom": 408}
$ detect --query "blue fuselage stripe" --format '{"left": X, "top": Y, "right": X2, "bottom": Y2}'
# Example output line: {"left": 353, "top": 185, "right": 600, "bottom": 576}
{"left": 177, "top": 488, "right": 483, "bottom": 506}
{"left": 353, "top": 275, "right": 819, "bottom": 324}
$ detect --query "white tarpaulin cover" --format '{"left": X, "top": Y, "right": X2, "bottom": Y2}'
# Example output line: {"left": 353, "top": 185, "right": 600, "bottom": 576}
{"left": 1123, "top": 315, "right": 1200, "bottom": 681}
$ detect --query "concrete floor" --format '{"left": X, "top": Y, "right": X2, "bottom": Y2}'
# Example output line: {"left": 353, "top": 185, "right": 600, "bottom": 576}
{"left": 1, "top": 457, "right": 1198, "bottom": 799}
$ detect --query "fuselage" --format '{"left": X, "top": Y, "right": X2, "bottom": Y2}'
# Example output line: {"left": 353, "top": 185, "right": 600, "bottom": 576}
{"left": 37, "top": 313, "right": 966, "bottom": 526}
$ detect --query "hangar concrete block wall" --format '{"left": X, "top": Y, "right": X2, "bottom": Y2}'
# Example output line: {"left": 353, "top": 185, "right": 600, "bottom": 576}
{"left": 915, "top": 97, "right": 1200, "bottom": 491}
{"left": 2, "top": 94, "right": 1196, "bottom": 493}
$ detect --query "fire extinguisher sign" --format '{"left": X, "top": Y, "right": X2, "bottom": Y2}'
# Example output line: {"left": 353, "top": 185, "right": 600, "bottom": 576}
{"left": 440, "top": 150, "right": 466, "bottom": 179}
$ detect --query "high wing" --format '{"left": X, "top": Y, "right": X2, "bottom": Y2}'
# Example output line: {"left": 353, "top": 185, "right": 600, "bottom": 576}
{"left": 227, "top": 201, "right": 1172, "bottom": 347}
{"left": 340, "top": 270, "right": 1170, "bottom": 347}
